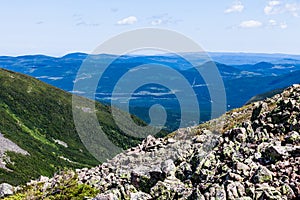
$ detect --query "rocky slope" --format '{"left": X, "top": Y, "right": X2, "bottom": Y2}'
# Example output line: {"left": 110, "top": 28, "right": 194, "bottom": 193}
{"left": 3, "top": 84, "right": 300, "bottom": 199}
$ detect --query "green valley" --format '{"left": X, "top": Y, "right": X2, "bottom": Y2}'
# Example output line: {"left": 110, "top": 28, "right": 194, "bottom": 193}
{"left": 0, "top": 68, "right": 147, "bottom": 185}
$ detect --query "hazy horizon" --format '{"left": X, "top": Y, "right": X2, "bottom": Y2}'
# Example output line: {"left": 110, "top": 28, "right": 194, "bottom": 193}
{"left": 2, "top": 51, "right": 300, "bottom": 58}
{"left": 1, "top": 1, "right": 300, "bottom": 56}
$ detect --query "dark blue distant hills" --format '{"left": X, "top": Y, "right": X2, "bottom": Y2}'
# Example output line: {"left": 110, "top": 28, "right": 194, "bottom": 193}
{"left": 1, "top": 52, "right": 300, "bottom": 131}
{"left": 208, "top": 52, "right": 300, "bottom": 65}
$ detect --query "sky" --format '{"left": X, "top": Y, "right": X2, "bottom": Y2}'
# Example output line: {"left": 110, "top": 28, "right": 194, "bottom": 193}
{"left": 1, "top": 0, "right": 300, "bottom": 56}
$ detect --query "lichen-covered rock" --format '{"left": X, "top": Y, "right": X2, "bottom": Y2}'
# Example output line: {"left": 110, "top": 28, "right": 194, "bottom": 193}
{"left": 281, "top": 183, "right": 296, "bottom": 199}
{"left": 252, "top": 166, "right": 273, "bottom": 183}
{"left": 284, "top": 131, "right": 300, "bottom": 145}
{"left": 150, "top": 176, "right": 192, "bottom": 199}
{"left": 255, "top": 184, "right": 282, "bottom": 200}
{"left": 203, "top": 184, "right": 226, "bottom": 200}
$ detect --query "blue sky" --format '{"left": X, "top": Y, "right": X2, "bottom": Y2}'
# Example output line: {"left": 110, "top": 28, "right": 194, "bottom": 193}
{"left": 1, "top": 0, "right": 300, "bottom": 56}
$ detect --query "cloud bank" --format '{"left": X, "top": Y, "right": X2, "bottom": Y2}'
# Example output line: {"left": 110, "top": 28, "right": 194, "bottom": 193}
{"left": 117, "top": 16, "right": 138, "bottom": 25}
{"left": 239, "top": 20, "right": 263, "bottom": 28}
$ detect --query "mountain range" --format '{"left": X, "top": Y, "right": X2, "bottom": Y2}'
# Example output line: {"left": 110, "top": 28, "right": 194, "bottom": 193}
{"left": 0, "top": 52, "right": 300, "bottom": 131}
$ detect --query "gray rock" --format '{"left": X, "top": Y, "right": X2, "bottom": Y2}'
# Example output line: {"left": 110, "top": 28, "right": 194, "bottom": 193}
{"left": 285, "top": 131, "right": 300, "bottom": 144}
{"left": 232, "top": 128, "right": 247, "bottom": 143}
{"left": 188, "top": 187, "right": 205, "bottom": 200}
{"left": 93, "top": 192, "right": 118, "bottom": 200}
{"left": 235, "top": 162, "right": 250, "bottom": 177}
{"left": 213, "top": 184, "right": 226, "bottom": 200}
{"left": 150, "top": 176, "right": 192, "bottom": 199}
{"left": 253, "top": 166, "right": 273, "bottom": 183}
{"left": 235, "top": 197, "right": 252, "bottom": 200}
{"left": 229, "top": 172, "right": 243, "bottom": 182}
{"left": 226, "top": 181, "right": 245, "bottom": 199}
{"left": 130, "top": 191, "right": 152, "bottom": 200}
{"left": 264, "top": 145, "right": 289, "bottom": 163}
{"left": 192, "top": 135, "right": 207, "bottom": 143}
{"left": 161, "top": 159, "right": 176, "bottom": 177}
{"left": 255, "top": 184, "right": 282, "bottom": 200}
{"left": 281, "top": 183, "right": 296, "bottom": 199}
{"left": 0, "top": 183, "right": 14, "bottom": 197}
{"left": 141, "top": 135, "right": 163, "bottom": 152}
{"left": 176, "top": 161, "right": 192, "bottom": 181}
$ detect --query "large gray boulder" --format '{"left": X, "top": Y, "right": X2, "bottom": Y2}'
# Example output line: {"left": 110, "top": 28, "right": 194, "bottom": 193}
{"left": 0, "top": 183, "right": 14, "bottom": 197}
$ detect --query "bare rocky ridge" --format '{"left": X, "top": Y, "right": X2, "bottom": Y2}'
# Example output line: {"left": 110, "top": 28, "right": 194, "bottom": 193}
{"left": 4, "top": 84, "right": 300, "bottom": 199}
{"left": 0, "top": 133, "right": 29, "bottom": 170}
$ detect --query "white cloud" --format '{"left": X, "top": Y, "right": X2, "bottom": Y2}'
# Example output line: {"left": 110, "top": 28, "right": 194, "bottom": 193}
{"left": 264, "top": 1, "right": 281, "bottom": 15}
{"left": 268, "top": 19, "right": 277, "bottom": 26}
{"left": 264, "top": 1, "right": 300, "bottom": 17}
{"left": 268, "top": 19, "right": 288, "bottom": 29}
{"left": 285, "top": 3, "right": 300, "bottom": 17}
{"left": 224, "top": 1, "right": 244, "bottom": 13}
{"left": 117, "top": 16, "right": 137, "bottom": 25}
{"left": 239, "top": 20, "right": 263, "bottom": 28}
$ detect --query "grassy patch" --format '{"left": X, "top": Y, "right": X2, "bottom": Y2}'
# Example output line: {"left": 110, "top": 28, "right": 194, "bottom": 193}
{"left": 3, "top": 170, "right": 99, "bottom": 200}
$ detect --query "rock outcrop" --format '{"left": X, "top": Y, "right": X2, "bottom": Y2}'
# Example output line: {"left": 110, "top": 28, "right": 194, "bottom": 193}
{"left": 0, "top": 133, "right": 29, "bottom": 170}
{"left": 6, "top": 84, "right": 300, "bottom": 199}
{"left": 0, "top": 183, "right": 14, "bottom": 198}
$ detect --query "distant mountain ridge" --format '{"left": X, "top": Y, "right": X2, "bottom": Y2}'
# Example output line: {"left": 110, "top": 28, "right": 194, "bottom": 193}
{"left": 0, "top": 52, "right": 300, "bottom": 131}
{"left": 208, "top": 52, "right": 300, "bottom": 65}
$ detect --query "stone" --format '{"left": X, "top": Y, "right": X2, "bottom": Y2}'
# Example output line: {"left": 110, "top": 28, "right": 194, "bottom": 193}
{"left": 265, "top": 145, "right": 289, "bottom": 163}
{"left": 175, "top": 161, "right": 192, "bottom": 181}
{"left": 188, "top": 187, "right": 205, "bottom": 200}
{"left": 161, "top": 159, "right": 176, "bottom": 177}
{"left": 142, "top": 135, "right": 163, "bottom": 151}
{"left": 93, "top": 192, "right": 119, "bottom": 200}
{"left": 235, "top": 197, "right": 252, "bottom": 200}
{"left": 226, "top": 128, "right": 247, "bottom": 142}
{"left": 226, "top": 181, "right": 245, "bottom": 199}
{"left": 229, "top": 172, "right": 244, "bottom": 182}
{"left": 285, "top": 131, "right": 300, "bottom": 144}
{"left": 236, "top": 162, "right": 250, "bottom": 177}
{"left": 150, "top": 176, "right": 191, "bottom": 199}
{"left": 253, "top": 166, "right": 273, "bottom": 183}
{"left": 214, "top": 184, "right": 226, "bottom": 200}
{"left": 38, "top": 175, "right": 49, "bottom": 183}
{"left": 130, "top": 191, "right": 152, "bottom": 200}
{"left": 281, "top": 184, "right": 296, "bottom": 199}
{"left": 0, "top": 183, "right": 14, "bottom": 197}
{"left": 167, "top": 138, "right": 176, "bottom": 144}
{"left": 255, "top": 184, "right": 282, "bottom": 200}
{"left": 192, "top": 135, "right": 207, "bottom": 143}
